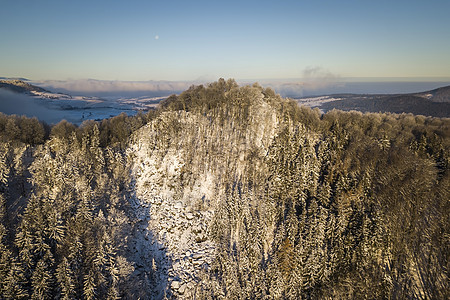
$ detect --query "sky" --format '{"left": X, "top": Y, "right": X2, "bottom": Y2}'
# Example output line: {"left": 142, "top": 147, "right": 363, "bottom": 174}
{"left": 1, "top": 0, "right": 450, "bottom": 82}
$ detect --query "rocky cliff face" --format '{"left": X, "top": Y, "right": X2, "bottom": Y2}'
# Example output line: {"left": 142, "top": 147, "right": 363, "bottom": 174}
{"left": 127, "top": 90, "right": 281, "bottom": 298}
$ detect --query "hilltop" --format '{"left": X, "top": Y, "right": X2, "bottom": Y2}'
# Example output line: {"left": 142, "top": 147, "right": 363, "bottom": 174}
{"left": 0, "top": 79, "right": 48, "bottom": 94}
{"left": 416, "top": 85, "right": 450, "bottom": 103}
{"left": 297, "top": 85, "right": 450, "bottom": 118}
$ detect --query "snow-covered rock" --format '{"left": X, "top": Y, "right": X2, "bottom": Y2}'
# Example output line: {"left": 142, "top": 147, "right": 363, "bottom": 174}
{"left": 128, "top": 112, "right": 219, "bottom": 298}
{"left": 126, "top": 96, "right": 280, "bottom": 298}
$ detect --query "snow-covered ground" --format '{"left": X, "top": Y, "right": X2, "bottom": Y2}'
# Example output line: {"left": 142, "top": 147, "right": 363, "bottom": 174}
{"left": 116, "top": 96, "right": 165, "bottom": 110}
{"left": 4, "top": 89, "right": 167, "bottom": 125}
{"left": 295, "top": 95, "right": 343, "bottom": 108}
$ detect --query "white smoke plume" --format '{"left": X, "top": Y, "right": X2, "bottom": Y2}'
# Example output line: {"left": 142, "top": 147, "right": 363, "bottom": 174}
{"left": 302, "top": 66, "right": 341, "bottom": 89}
{"left": 255, "top": 67, "right": 342, "bottom": 97}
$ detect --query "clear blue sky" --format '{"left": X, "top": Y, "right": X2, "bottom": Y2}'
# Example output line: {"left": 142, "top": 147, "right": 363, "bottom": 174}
{"left": 1, "top": 0, "right": 449, "bottom": 81}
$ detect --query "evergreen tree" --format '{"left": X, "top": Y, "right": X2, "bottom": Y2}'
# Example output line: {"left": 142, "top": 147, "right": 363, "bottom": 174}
{"left": 30, "top": 259, "right": 53, "bottom": 300}
{"left": 3, "top": 262, "right": 28, "bottom": 299}
{"left": 56, "top": 257, "right": 75, "bottom": 300}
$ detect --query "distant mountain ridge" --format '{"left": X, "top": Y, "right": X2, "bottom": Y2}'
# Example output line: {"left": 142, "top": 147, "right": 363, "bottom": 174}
{"left": 315, "top": 85, "right": 450, "bottom": 118}
{"left": 0, "top": 77, "right": 30, "bottom": 81}
{"left": 0, "top": 79, "right": 48, "bottom": 94}
{"left": 415, "top": 85, "right": 450, "bottom": 103}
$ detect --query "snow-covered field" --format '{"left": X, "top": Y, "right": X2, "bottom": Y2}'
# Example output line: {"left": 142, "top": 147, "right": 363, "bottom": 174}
{"left": 295, "top": 95, "right": 343, "bottom": 108}
{"left": 30, "top": 90, "right": 167, "bottom": 124}
{"left": 0, "top": 88, "right": 166, "bottom": 125}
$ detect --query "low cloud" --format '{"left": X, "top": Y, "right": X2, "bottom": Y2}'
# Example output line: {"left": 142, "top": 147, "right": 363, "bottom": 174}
{"left": 31, "top": 71, "right": 343, "bottom": 100}
{"left": 32, "top": 79, "right": 197, "bottom": 99}
{"left": 35, "top": 79, "right": 175, "bottom": 92}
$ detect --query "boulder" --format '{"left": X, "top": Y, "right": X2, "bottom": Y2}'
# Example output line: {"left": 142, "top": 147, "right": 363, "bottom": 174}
{"left": 171, "top": 280, "right": 180, "bottom": 290}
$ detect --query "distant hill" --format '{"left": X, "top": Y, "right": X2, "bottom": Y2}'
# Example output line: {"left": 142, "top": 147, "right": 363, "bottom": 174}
{"left": 318, "top": 85, "right": 450, "bottom": 118}
{"left": 0, "top": 79, "right": 48, "bottom": 94}
{"left": 0, "top": 77, "right": 30, "bottom": 81}
{"left": 415, "top": 85, "right": 450, "bottom": 103}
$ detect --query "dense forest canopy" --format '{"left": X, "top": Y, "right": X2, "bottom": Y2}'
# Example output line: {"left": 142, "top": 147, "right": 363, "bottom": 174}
{"left": 0, "top": 79, "right": 448, "bottom": 299}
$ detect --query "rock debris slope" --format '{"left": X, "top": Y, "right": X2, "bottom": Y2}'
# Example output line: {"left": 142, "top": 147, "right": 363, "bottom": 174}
{"left": 128, "top": 90, "right": 279, "bottom": 298}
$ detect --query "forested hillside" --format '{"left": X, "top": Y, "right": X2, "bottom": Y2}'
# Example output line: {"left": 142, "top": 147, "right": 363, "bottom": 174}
{"left": 0, "top": 79, "right": 448, "bottom": 299}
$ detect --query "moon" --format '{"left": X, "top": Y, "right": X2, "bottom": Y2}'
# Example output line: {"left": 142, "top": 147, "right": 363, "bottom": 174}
{"left": 155, "top": 35, "right": 159, "bottom": 40}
